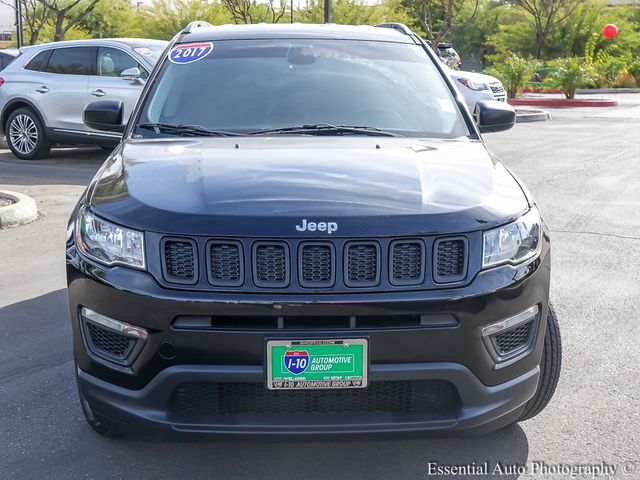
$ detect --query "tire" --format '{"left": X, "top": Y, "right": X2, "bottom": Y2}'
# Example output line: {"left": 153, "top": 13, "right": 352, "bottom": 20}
{"left": 5, "top": 107, "right": 51, "bottom": 160}
{"left": 518, "top": 304, "right": 562, "bottom": 421}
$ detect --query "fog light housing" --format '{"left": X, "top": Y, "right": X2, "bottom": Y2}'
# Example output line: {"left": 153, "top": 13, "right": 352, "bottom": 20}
{"left": 482, "top": 305, "right": 539, "bottom": 367}
{"left": 79, "top": 307, "right": 147, "bottom": 372}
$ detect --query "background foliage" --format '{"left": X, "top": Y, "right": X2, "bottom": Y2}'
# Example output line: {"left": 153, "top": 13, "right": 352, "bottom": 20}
{"left": 6, "top": 0, "right": 640, "bottom": 90}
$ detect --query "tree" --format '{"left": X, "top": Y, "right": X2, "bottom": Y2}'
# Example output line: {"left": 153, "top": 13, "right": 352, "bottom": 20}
{"left": 79, "top": 0, "right": 135, "bottom": 39}
{"left": 35, "top": 0, "right": 101, "bottom": 41}
{"left": 510, "top": 0, "right": 579, "bottom": 59}
{"left": 405, "top": 0, "right": 479, "bottom": 45}
{"left": 0, "top": 0, "right": 51, "bottom": 45}
{"left": 446, "top": 0, "right": 504, "bottom": 69}
{"left": 299, "top": 0, "right": 410, "bottom": 26}
{"left": 137, "top": 0, "right": 232, "bottom": 40}
{"left": 223, "top": 0, "right": 287, "bottom": 24}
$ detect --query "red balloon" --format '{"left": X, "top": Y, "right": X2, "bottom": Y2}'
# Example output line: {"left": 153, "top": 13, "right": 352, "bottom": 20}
{"left": 603, "top": 24, "right": 618, "bottom": 39}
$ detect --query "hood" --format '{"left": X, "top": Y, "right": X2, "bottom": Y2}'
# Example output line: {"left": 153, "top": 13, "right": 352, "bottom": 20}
{"left": 88, "top": 137, "right": 528, "bottom": 237}
{"left": 450, "top": 70, "right": 501, "bottom": 86}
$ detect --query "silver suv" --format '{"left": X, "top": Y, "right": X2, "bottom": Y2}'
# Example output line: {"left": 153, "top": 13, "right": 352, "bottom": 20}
{"left": 0, "top": 38, "right": 167, "bottom": 159}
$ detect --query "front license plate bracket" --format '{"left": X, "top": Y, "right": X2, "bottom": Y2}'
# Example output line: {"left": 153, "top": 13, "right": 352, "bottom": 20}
{"left": 266, "top": 338, "right": 368, "bottom": 390}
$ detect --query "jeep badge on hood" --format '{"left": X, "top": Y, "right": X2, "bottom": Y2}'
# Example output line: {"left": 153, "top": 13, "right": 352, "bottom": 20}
{"left": 296, "top": 219, "right": 338, "bottom": 234}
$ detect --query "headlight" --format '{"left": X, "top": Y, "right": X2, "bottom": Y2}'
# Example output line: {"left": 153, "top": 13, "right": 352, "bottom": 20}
{"left": 457, "top": 78, "right": 489, "bottom": 91}
{"left": 76, "top": 207, "right": 145, "bottom": 269}
{"left": 483, "top": 208, "right": 542, "bottom": 268}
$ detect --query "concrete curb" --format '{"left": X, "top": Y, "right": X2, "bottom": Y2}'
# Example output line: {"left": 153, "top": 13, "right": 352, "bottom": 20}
{"left": 0, "top": 191, "right": 38, "bottom": 228}
{"left": 516, "top": 109, "right": 551, "bottom": 123}
{"left": 577, "top": 88, "right": 640, "bottom": 94}
{"left": 509, "top": 98, "right": 618, "bottom": 107}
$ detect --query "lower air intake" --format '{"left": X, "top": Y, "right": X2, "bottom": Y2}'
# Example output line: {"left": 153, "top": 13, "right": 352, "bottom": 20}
{"left": 170, "top": 380, "right": 461, "bottom": 418}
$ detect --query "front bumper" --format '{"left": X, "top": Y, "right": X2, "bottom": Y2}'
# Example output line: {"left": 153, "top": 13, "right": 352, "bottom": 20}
{"left": 68, "top": 239, "right": 550, "bottom": 438}
{"left": 78, "top": 362, "right": 539, "bottom": 439}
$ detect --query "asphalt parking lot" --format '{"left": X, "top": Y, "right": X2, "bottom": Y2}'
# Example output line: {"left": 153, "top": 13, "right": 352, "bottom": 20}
{"left": 1, "top": 97, "right": 639, "bottom": 479}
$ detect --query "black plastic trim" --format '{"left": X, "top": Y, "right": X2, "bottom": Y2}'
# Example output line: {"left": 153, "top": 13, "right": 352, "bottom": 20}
{"left": 298, "top": 241, "right": 336, "bottom": 288}
{"left": 206, "top": 239, "right": 245, "bottom": 287}
{"left": 433, "top": 236, "right": 469, "bottom": 284}
{"left": 161, "top": 237, "right": 199, "bottom": 285}
{"left": 344, "top": 241, "right": 381, "bottom": 288}
{"left": 252, "top": 241, "right": 290, "bottom": 288}
{"left": 388, "top": 238, "right": 426, "bottom": 286}
{"left": 78, "top": 311, "right": 145, "bottom": 373}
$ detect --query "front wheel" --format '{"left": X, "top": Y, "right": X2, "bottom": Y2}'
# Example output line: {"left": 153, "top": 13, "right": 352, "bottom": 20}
{"left": 5, "top": 107, "right": 51, "bottom": 160}
{"left": 518, "top": 304, "right": 562, "bottom": 421}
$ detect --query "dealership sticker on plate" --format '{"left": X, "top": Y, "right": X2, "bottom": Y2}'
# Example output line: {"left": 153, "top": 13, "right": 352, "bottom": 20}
{"left": 168, "top": 42, "right": 213, "bottom": 64}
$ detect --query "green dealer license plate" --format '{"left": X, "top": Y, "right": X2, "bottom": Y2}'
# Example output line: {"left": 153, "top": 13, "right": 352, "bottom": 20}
{"left": 266, "top": 339, "right": 368, "bottom": 390}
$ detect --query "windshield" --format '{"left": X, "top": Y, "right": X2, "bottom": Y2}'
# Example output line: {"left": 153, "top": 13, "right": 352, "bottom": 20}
{"left": 135, "top": 39, "right": 468, "bottom": 138}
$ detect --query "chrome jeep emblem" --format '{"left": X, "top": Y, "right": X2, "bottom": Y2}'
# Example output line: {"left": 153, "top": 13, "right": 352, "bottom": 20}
{"left": 295, "top": 219, "right": 338, "bottom": 234}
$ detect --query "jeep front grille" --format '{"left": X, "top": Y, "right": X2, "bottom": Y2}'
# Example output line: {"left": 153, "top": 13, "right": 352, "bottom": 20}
{"left": 345, "top": 242, "right": 379, "bottom": 287}
{"left": 163, "top": 238, "right": 197, "bottom": 284}
{"left": 253, "top": 242, "right": 289, "bottom": 287}
{"left": 299, "top": 243, "right": 334, "bottom": 288}
{"left": 390, "top": 240, "right": 424, "bottom": 285}
{"left": 158, "top": 235, "right": 471, "bottom": 291}
{"left": 434, "top": 238, "right": 467, "bottom": 283}
{"left": 207, "top": 241, "right": 243, "bottom": 286}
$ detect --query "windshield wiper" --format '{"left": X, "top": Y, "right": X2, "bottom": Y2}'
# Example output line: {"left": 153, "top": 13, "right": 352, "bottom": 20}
{"left": 248, "top": 123, "right": 401, "bottom": 137}
{"left": 138, "top": 122, "right": 240, "bottom": 137}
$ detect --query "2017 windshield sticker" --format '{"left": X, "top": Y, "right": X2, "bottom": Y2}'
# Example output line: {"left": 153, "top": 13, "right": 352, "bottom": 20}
{"left": 168, "top": 42, "right": 213, "bottom": 64}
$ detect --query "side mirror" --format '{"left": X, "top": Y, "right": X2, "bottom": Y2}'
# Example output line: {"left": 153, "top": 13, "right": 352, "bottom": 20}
{"left": 84, "top": 100, "right": 125, "bottom": 133}
{"left": 475, "top": 100, "right": 516, "bottom": 133}
{"left": 121, "top": 67, "right": 142, "bottom": 83}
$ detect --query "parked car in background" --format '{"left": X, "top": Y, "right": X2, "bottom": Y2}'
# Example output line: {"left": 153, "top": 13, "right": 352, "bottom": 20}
{"left": 447, "top": 68, "right": 507, "bottom": 112}
{"left": 0, "top": 38, "right": 168, "bottom": 160}
{"left": 435, "top": 42, "right": 461, "bottom": 69}
{"left": 0, "top": 48, "right": 19, "bottom": 71}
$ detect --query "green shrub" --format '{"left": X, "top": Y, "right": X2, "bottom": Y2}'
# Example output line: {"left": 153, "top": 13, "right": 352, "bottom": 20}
{"left": 593, "top": 51, "right": 628, "bottom": 88}
{"left": 547, "top": 57, "right": 595, "bottom": 99}
{"left": 487, "top": 52, "right": 540, "bottom": 98}
{"left": 627, "top": 60, "right": 640, "bottom": 85}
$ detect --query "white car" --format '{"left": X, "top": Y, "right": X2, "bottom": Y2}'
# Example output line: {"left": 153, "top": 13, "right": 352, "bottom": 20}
{"left": 448, "top": 69, "right": 507, "bottom": 112}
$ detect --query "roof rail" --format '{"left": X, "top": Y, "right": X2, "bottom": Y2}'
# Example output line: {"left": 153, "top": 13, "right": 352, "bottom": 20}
{"left": 375, "top": 22, "right": 414, "bottom": 35}
{"left": 182, "top": 20, "right": 214, "bottom": 34}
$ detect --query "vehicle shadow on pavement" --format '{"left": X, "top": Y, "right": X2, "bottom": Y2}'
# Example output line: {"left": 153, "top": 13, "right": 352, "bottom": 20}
{"left": 105, "top": 421, "right": 531, "bottom": 479}
{"left": 0, "top": 290, "right": 530, "bottom": 480}
{"left": 0, "top": 147, "right": 108, "bottom": 187}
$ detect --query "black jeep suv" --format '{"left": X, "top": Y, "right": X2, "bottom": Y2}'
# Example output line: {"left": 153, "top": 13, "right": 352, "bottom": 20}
{"left": 66, "top": 22, "right": 561, "bottom": 439}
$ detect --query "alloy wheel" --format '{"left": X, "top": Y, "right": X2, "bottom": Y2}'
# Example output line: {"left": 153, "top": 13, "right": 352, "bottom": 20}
{"left": 9, "top": 114, "right": 38, "bottom": 155}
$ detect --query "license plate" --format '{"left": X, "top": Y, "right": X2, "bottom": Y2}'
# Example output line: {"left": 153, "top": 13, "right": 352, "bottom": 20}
{"left": 266, "top": 339, "right": 368, "bottom": 390}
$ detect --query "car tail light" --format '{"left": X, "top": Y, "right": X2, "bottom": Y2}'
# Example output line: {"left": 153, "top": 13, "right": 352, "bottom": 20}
{"left": 0, "top": 77, "right": 4, "bottom": 87}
